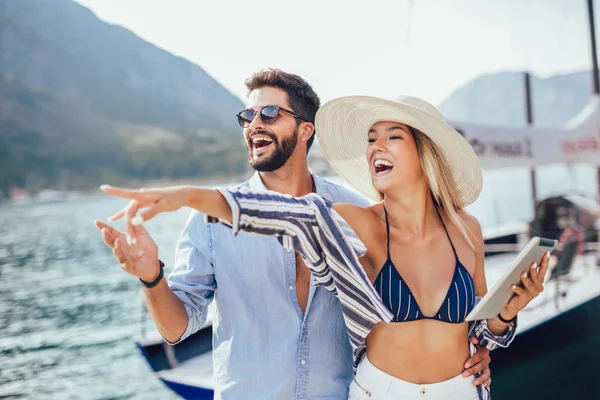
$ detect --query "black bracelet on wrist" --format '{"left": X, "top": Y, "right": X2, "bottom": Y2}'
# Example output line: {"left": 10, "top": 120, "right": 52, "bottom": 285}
{"left": 497, "top": 312, "right": 516, "bottom": 324}
{"left": 139, "top": 260, "right": 164, "bottom": 289}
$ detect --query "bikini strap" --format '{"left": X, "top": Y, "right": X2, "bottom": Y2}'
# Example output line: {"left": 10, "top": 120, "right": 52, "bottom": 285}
{"left": 434, "top": 203, "right": 458, "bottom": 259}
{"left": 384, "top": 206, "right": 391, "bottom": 259}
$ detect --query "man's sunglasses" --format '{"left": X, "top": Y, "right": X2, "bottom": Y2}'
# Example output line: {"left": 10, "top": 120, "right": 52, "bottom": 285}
{"left": 236, "top": 105, "right": 308, "bottom": 128}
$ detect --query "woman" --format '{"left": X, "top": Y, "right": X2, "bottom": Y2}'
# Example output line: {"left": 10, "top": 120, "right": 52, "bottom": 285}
{"left": 101, "top": 95, "right": 548, "bottom": 399}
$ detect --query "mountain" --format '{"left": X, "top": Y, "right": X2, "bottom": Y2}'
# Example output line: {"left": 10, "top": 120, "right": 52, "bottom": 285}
{"left": 0, "top": 0, "right": 247, "bottom": 196}
{"left": 439, "top": 70, "right": 592, "bottom": 127}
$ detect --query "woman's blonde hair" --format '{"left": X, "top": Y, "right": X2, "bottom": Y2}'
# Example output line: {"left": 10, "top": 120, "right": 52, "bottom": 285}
{"left": 374, "top": 127, "right": 476, "bottom": 250}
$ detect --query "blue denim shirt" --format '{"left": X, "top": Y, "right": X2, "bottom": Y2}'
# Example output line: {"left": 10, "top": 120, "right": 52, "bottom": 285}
{"left": 167, "top": 172, "right": 371, "bottom": 400}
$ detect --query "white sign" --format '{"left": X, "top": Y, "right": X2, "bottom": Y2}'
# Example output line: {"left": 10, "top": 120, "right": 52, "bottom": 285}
{"left": 449, "top": 96, "right": 600, "bottom": 169}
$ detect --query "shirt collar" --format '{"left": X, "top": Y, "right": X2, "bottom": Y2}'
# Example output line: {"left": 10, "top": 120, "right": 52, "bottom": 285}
{"left": 248, "top": 171, "right": 333, "bottom": 202}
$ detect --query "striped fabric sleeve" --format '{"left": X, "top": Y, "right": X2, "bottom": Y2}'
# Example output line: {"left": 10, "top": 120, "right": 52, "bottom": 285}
{"left": 468, "top": 296, "right": 518, "bottom": 351}
{"left": 206, "top": 187, "right": 368, "bottom": 274}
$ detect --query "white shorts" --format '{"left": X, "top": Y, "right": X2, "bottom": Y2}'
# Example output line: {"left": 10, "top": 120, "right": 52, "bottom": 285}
{"left": 349, "top": 356, "right": 481, "bottom": 400}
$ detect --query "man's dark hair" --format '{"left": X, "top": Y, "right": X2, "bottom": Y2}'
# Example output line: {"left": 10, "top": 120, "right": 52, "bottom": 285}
{"left": 245, "top": 68, "right": 320, "bottom": 153}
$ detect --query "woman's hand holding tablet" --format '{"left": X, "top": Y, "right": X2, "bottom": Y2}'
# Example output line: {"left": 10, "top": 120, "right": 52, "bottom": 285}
{"left": 466, "top": 237, "right": 557, "bottom": 322}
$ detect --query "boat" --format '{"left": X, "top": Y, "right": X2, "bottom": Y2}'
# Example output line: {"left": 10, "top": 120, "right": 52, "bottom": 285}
{"left": 489, "top": 194, "right": 600, "bottom": 400}
{"left": 136, "top": 315, "right": 214, "bottom": 399}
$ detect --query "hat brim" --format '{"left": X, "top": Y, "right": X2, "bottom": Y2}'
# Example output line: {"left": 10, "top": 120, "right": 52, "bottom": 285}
{"left": 315, "top": 96, "right": 482, "bottom": 207}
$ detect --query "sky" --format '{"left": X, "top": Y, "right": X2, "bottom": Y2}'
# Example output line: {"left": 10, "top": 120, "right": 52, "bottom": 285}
{"left": 74, "top": 0, "right": 596, "bottom": 105}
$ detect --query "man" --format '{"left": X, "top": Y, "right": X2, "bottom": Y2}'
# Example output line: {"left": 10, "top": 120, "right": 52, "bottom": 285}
{"left": 95, "top": 69, "right": 494, "bottom": 399}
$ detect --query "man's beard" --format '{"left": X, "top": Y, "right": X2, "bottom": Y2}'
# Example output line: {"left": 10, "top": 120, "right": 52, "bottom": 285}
{"left": 248, "top": 127, "right": 298, "bottom": 172}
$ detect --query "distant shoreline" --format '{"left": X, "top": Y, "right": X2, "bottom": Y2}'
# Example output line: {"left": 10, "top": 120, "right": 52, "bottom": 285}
{"left": 116, "top": 173, "right": 255, "bottom": 190}
{"left": 0, "top": 173, "right": 257, "bottom": 206}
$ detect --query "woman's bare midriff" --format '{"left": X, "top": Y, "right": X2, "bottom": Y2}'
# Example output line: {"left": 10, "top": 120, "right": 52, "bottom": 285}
{"left": 366, "top": 319, "right": 471, "bottom": 383}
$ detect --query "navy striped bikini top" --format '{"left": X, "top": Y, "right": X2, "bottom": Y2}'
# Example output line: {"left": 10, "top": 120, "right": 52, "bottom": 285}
{"left": 374, "top": 206, "right": 476, "bottom": 323}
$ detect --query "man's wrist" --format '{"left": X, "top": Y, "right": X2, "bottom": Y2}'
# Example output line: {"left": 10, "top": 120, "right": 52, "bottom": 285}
{"left": 140, "top": 260, "right": 164, "bottom": 288}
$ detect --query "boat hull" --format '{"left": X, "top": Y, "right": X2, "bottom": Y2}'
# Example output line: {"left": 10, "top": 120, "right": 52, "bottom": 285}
{"left": 492, "top": 293, "right": 600, "bottom": 399}
{"left": 160, "top": 379, "right": 214, "bottom": 400}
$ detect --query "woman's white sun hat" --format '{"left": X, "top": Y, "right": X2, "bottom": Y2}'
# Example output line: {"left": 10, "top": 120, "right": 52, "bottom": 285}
{"left": 315, "top": 95, "right": 483, "bottom": 207}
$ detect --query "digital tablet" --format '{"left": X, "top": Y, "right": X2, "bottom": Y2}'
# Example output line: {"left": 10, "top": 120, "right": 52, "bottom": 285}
{"left": 465, "top": 236, "right": 558, "bottom": 322}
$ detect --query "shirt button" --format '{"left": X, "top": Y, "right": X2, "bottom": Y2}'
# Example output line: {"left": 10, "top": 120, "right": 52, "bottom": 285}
{"left": 289, "top": 285, "right": 294, "bottom": 291}
{"left": 420, "top": 388, "right": 427, "bottom": 396}
{"left": 300, "top": 360, "right": 306, "bottom": 365}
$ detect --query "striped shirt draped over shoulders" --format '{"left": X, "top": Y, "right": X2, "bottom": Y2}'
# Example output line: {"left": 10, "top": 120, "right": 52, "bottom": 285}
{"left": 207, "top": 187, "right": 516, "bottom": 373}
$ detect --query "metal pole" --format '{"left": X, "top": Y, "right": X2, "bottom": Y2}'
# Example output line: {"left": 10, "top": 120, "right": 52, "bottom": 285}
{"left": 524, "top": 72, "right": 537, "bottom": 213}
{"left": 587, "top": 0, "right": 600, "bottom": 198}
{"left": 588, "top": 0, "right": 600, "bottom": 93}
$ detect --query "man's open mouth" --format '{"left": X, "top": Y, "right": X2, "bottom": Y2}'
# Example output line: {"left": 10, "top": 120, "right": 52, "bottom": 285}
{"left": 251, "top": 136, "right": 274, "bottom": 150}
